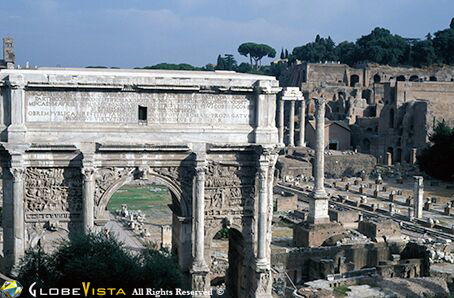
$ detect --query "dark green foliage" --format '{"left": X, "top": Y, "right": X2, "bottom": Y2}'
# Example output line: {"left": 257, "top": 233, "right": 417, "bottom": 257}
{"left": 238, "top": 42, "right": 276, "bottom": 69}
{"left": 280, "top": 48, "right": 285, "bottom": 60}
{"left": 433, "top": 28, "right": 454, "bottom": 65}
{"left": 418, "top": 121, "right": 454, "bottom": 181}
{"left": 214, "top": 228, "right": 229, "bottom": 239}
{"left": 355, "top": 27, "right": 410, "bottom": 65}
{"left": 289, "top": 18, "right": 454, "bottom": 67}
{"left": 335, "top": 41, "right": 359, "bottom": 65}
{"left": 17, "top": 233, "right": 182, "bottom": 297}
{"left": 215, "top": 54, "right": 238, "bottom": 71}
{"left": 237, "top": 62, "right": 253, "bottom": 73}
{"left": 410, "top": 39, "right": 437, "bottom": 67}
{"left": 292, "top": 35, "right": 337, "bottom": 63}
{"left": 143, "top": 63, "right": 201, "bottom": 71}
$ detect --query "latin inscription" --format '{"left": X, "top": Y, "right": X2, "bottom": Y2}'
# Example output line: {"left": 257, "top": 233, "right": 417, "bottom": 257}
{"left": 26, "top": 91, "right": 255, "bottom": 125}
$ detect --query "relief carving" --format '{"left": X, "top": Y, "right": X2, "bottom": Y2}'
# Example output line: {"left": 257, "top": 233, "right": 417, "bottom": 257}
{"left": 204, "top": 163, "right": 256, "bottom": 218}
{"left": 25, "top": 168, "right": 82, "bottom": 214}
{"left": 193, "top": 274, "right": 206, "bottom": 292}
{"left": 258, "top": 271, "right": 271, "bottom": 294}
{"left": 94, "top": 167, "right": 134, "bottom": 206}
{"left": 152, "top": 166, "right": 194, "bottom": 186}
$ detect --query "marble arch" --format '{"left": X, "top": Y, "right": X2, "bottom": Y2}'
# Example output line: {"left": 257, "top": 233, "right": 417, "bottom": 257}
{"left": 0, "top": 68, "right": 281, "bottom": 298}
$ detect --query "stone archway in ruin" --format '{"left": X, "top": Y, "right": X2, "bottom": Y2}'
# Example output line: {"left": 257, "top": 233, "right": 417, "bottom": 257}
{"left": 0, "top": 68, "right": 281, "bottom": 298}
{"left": 94, "top": 168, "right": 191, "bottom": 268}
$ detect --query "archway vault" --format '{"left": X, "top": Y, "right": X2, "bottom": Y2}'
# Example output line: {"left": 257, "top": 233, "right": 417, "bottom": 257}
{"left": 94, "top": 167, "right": 189, "bottom": 221}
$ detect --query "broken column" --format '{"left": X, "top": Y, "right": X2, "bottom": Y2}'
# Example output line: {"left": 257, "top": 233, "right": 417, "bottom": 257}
{"left": 309, "top": 96, "right": 329, "bottom": 224}
{"left": 386, "top": 152, "right": 392, "bottom": 166}
{"left": 373, "top": 185, "right": 380, "bottom": 198}
{"left": 410, "top": 148, "right": 417, "bottom": 164}
{"left": 414, "top": 176, "right": 424, "bottom": 219}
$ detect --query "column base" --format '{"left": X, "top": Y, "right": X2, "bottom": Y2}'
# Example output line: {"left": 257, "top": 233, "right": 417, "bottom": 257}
{"left": 190, "top": 264, "right": 210, "bottom": 298}
{"left": 256, "top": 258, "right": 269, "bottom": 272}
{"left": 254, "top": 268, "right": 273, "bottom": 298}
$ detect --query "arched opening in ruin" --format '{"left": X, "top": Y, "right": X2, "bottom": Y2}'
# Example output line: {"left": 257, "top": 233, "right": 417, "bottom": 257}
{"left": 328, "top": 140, "right": 339, "bottom": 150}
{"left": 373, "top": 74, "right": 381, "bottom": 83}
{"left": 396, "top": 148, "right": 403, "bottom": 163}
{"left": 429, "top": 76, "right": 437, "bottom": 81}
{"left": 106, "top": 179, "right": 175, "bottom": 251}
{"left": 362, "top": 138, "right": 371, "bottom": 154}
{"left": 396, "top": 75, "right": 406, "bottom": 81}
{"left": 96, "top": 169, "right": 191, "bottom": 273}
{"left": 389, "top": 109, "right": 395, "bottom": 128}
{"left": 409, "top": 75, "right": 419, "bottom": 82}
{"left": 350, "top": 74, "right": 360, "bottom": 87}
{"left": 209, "top": 227, "right": 245, "bottom": 297}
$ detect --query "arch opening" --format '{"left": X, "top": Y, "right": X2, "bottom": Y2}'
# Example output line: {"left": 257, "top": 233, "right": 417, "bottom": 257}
{"left": 373, "top": 74, "right": 381, "bottom": 83}
{"left": 409, "top": 75, "right": 419, "bottom": 82}
{"left": 209, "top": 227, "right": 245, "bottom": 297}
{"left": 389, "top": 109, "right": 395, "bottom": 128}
{"left": 98, "top": 170, "right": 191, "bottom": 273}
{"left": 350, "top": 74, "right": 360, "bottom": 87}
{"left": 396, "top": 75, "right": 406, "bottom": 81}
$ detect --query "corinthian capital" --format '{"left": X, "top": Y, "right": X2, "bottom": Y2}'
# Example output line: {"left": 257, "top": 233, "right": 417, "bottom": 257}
{"left": 82, "top": 167, "right": 96, "bottom": 181}
{"left": 10, "top": 167, "right": 25, "bottom": 180}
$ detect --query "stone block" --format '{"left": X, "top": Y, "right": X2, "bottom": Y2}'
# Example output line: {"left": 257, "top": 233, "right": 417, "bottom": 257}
{"left": 276, "top": 193, "right": 297, "bottom": 212}
{"left": 329, "top": 210, "right": 358, "bottom": 224}
{"left": 358, "top": 220, "right": 401, "bottom": 243}
{"left": 293, "top": 222, "right": 345, "bottom": 248}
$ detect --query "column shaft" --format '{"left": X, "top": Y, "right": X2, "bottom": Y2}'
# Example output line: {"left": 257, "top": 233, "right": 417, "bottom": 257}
{"left": 11, "top": 167, "right": 25, "bottom": 266}
{"left": 414, "top": 176, "right": 424, "bottom": 218}
{"left": 194, "top": 166, "right": 207, "bottom": 267}
{"left": 314, "top": 98, "right": 326, "bottom": 194}
{"left": 289, "top": 101, "right": 295, "bottom": 147}
{"left": 278, "top": 100, "right": 284, "bottom": 145}
{"left": 83, "top": 168, "right": 95, "bottom": 233}
{"left": 309, "top": 97, "right": 329, "bottom": 224}
{"left": 298, "top": 100, "right": 306, "bottom": 147}
{"left": 257, "top": 162, "right": 268, "bottom": 263}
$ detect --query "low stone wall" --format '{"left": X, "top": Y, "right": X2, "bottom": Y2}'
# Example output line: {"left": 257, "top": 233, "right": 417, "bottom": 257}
{"left": 325, "top": 153, "right": 377, "bottom": 178}
{"left": 272, "top": 242, "right": 406, "bottom": 284}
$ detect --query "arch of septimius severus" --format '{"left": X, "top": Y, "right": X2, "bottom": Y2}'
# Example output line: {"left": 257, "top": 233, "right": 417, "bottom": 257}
{"left": 0, "top": 68, "right": 297, "bottom": 297}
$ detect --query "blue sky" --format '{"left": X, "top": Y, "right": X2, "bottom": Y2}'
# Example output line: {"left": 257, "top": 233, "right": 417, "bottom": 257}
{"left": 1, "top": 0, "right": 453, "bottom": 68}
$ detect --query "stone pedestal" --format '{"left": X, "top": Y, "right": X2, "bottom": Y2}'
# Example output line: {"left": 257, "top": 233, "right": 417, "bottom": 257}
{"left": 293, "top": 222, "right": 345, "bottom": 248}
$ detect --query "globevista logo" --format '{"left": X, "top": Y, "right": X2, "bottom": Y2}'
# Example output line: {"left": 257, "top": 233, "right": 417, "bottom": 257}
{"left": 0, "top": 280, "right": 23, "bottom": 298}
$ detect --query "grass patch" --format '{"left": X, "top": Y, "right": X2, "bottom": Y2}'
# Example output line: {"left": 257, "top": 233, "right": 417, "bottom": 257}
{"left": 108, "top": 184, "right": 172, "bottom": 215}
{"left": 333, "top": 285, "right": 351, "bottom": 297}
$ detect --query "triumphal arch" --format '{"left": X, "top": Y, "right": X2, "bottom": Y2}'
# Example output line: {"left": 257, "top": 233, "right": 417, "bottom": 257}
{"left": 0, "top": 68, "right": 280, "bottom": 297}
